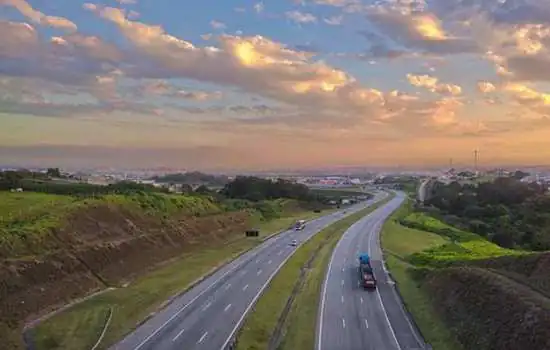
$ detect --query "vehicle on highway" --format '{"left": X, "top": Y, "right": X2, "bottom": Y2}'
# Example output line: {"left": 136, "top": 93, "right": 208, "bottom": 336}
{"left": 358, "top": 253, "right": 376, "bottom": 289}
{"left": 294, "top": 219, "right": 306, "bottom": 230}
{"left": 290, "top": 239, "right": 298, "bottom": 246}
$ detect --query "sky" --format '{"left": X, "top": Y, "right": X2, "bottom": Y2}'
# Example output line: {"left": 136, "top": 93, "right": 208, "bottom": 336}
{"left": 1, "top": 0, "right": 550, "bottom": 171}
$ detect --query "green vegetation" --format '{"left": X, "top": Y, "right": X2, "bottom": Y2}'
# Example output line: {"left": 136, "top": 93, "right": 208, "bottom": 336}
{"left": 381, "top": 187, "right": 550, "bottom": 350}
{"left": 374, "top": 175, "right": 419, "bottom": 193}
{"left": 400, "top": 212, "right": 523, "bottom": 267}
{"left": 236, "top": 195, "right": 393, "bottom": 350}
{"left": 381, "top": 203, "right": 462, "bottom": 350}
{"left": 221, "top": 176, "right": 368, "bottom": 205}
{"left": 34, "top": 236, "right": 259, "bottom": 349}
{"left": 0, "top": 169, "right": 175, "bottom": 196}
{"left": 0, "top": 191, "right": 223, "bottom": 258}
{"left": 29, "top": 199, "right": 334, "bottom": 350}
{"left": 426, "top": 177, "right": 550, "bottom": 250}
{"left": 1, "top": 171, "right": 352, "bottom": 350}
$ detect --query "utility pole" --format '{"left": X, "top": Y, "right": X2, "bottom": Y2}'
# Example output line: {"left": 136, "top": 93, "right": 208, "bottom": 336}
{"left": 474, "top": 149, "right": 479, "bottom": 173}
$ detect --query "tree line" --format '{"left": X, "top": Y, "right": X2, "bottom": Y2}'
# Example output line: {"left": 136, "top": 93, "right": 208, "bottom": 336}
{"left": 425, "top": 177, "right": 550, "bottom": 250}
{"left": 220, "top": 176, "right": 323, "bottom": 202}
{"left": 0, "top": 170, "right": 169, "bottom": 196}
{"left": 1, "top": 171, "right": 333, "bottom": 205}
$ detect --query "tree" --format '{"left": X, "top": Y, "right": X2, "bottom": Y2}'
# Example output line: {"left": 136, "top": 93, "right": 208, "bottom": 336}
{"left": 220, "top": 176, "right": 316, "bottom": 202}
{"left": 426, "top": 177, "right": 550, "bottom": 251}
{"left": 46, "top": 168, "right": 62, "bottom": 178}
{"left": 511, "top": 170, "right": 529, "bottom": 180}
{"left": 195, "top": 185, "right": 212, "bottom": 194}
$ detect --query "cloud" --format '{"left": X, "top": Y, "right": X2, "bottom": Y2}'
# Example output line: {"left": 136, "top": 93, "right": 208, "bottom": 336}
{"left": 503, "top": 83, "right": 550, "bottom": 112}
{"left": 0, "top": 21, "right": 38, "bottom": 58}
{"left": 55, "top": 33, "right": 124, "bottom": 62}
{"left": 364, "top": 4, "right": 479, "bottom": 55}
{"left": 253, "top": 2, "right": 264, "bottom": 13}
{"left": 477, "top": 81, "right": 497, "bottom": 93}
{"left": 0, "top": 145, "right": 245, "bottom": 171}
{"left": 286, "top": 11, "right": 317, "bottom": 24}
{"left": 84, "top": 6, "right": 392, "bottom": 120}
{"left": 135, "top": 80, "right": 223, "bottom": 101}
{"left": 431, "top": 0, "right": 550, "bottom": 27}
{"left": 407, "top": 74, "right": 462, "bottom": 95}
{"left": 0, "top": 0, "right": 77, "bottom": 31}
{"left": 2, "top": 4, "right": 480, "bottom": 140}
{"left": 210, "top": 20, "right": 226, "bottom": 30}
{"left": 116, "top": 0, "right": 137, "bottom": 4}
{"left": 0, "top": 75, "right": 159, "bottom": 117}
{"left": 324, "top": 15, "right": 343, "bottom": 26}
{"left": 298, "top": 0, "right": 359, "bottom": 7}
{"left": 4, "top": 0, "right": 550, "bottom": 171}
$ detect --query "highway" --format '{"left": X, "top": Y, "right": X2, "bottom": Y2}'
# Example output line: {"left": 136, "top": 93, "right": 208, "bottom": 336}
{"left": 317, "top": 192, "right": 426, "bottom": 350}
{"left": 112, "top": 192, "right": 388, "bottom": 350}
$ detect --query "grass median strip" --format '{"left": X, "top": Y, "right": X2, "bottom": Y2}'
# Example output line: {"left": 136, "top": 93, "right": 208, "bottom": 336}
{"left": 31, "top": 209, "right": 330, "bottom": 350}
{"left": 380, "top": 200, "right": 462, "bottom": 350}
{"left": 235, "top": 194, "right": 394, "bottom": 350}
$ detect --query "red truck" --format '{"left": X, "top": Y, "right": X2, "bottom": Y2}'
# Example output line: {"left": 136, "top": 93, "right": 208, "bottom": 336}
{"left": 359, "top": 253, "right": 377, "bottom": 289}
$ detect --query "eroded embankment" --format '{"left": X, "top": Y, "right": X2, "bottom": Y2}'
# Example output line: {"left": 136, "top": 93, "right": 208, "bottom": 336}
{"left": 422, "top": 266, "right": 550, "bottom": 350}
{"left": 461, "top": 252, "right": 550, "bottom": 298}
{"left": 0, "top": 202, "right": 250, "bottom": 333}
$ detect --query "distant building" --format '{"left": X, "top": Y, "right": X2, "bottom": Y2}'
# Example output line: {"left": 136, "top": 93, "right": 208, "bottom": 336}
{"left": 84, "top": 175, "right": 115, "bottom": 186}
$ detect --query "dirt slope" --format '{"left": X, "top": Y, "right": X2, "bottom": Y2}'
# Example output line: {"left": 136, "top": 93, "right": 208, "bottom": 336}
{"left": 460, "top": 252, "right": 550, "bottom": 298}
{"left": 422, "top": 266, "right": 550, "bottom": 350}
{"left": 0, "top": 202, "right": 250, "bottom": 332}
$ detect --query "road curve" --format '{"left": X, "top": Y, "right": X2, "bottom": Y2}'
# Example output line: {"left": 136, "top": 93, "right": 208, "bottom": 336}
{"left": 317, "top": 192, "right": 426, "bottom": 350}
{"left": 111, "top": 192, "right": 388, "bottom": 350}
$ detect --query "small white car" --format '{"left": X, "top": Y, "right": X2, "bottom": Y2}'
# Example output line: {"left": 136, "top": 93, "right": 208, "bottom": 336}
{"left": 290, "top": 239, "right": 298, "bottom": 247}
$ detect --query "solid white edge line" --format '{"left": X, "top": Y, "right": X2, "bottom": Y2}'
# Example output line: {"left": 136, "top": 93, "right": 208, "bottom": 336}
{"left": 316, "top": 230, "right": 338, "bottom": 350}
{"left": 220, "top": 232, "right": 307, "bottom": 349}
{"left": 368, "top": 195, "right": 403, "bottom": 350}
{"left": 383, "top": 194, "right": 424, "bottom": 346}
{"left": 132, "top": 223, "right": 288, "bottom": 349}
{"left": 316, "top": 197, "right": 384, "bottom": 350}
{"left": 375, "top": 288, "right": 401, "bottom": 350}
{"left": 224, "top": 199, "right": 377, "bottom": 350}
{"left": 133, "top": 257, "right": 245, "bottom": 350}
{"left": 133, "top": 195, "right": 377, "bottom": 350}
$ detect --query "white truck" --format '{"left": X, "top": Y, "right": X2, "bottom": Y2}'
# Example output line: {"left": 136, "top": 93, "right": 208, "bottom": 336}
{"left": 294, "top": 220, "right": 306, "bottom": 231}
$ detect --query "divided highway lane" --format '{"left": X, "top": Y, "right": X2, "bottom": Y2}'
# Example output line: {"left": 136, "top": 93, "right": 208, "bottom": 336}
{"left": 113, "top": 192, "right": 388, "bottom": 350}
{"left": 317, "top": 193, "right": 426, "bottom": 350}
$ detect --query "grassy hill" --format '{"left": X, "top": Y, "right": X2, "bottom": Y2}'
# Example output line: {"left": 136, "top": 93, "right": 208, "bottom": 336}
{"left": 381, "top": 202, "right": 550, "bottom": 350}
{"left": 0, "top": 191, "right": 330, "bottom": 349}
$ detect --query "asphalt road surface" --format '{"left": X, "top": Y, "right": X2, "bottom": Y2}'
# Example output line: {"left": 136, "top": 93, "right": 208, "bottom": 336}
{"left": 317, "top": 192, "right": 426, "bottom": 350}
{"left": 112, "top": 192, "right": 388, "bottom": 350}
